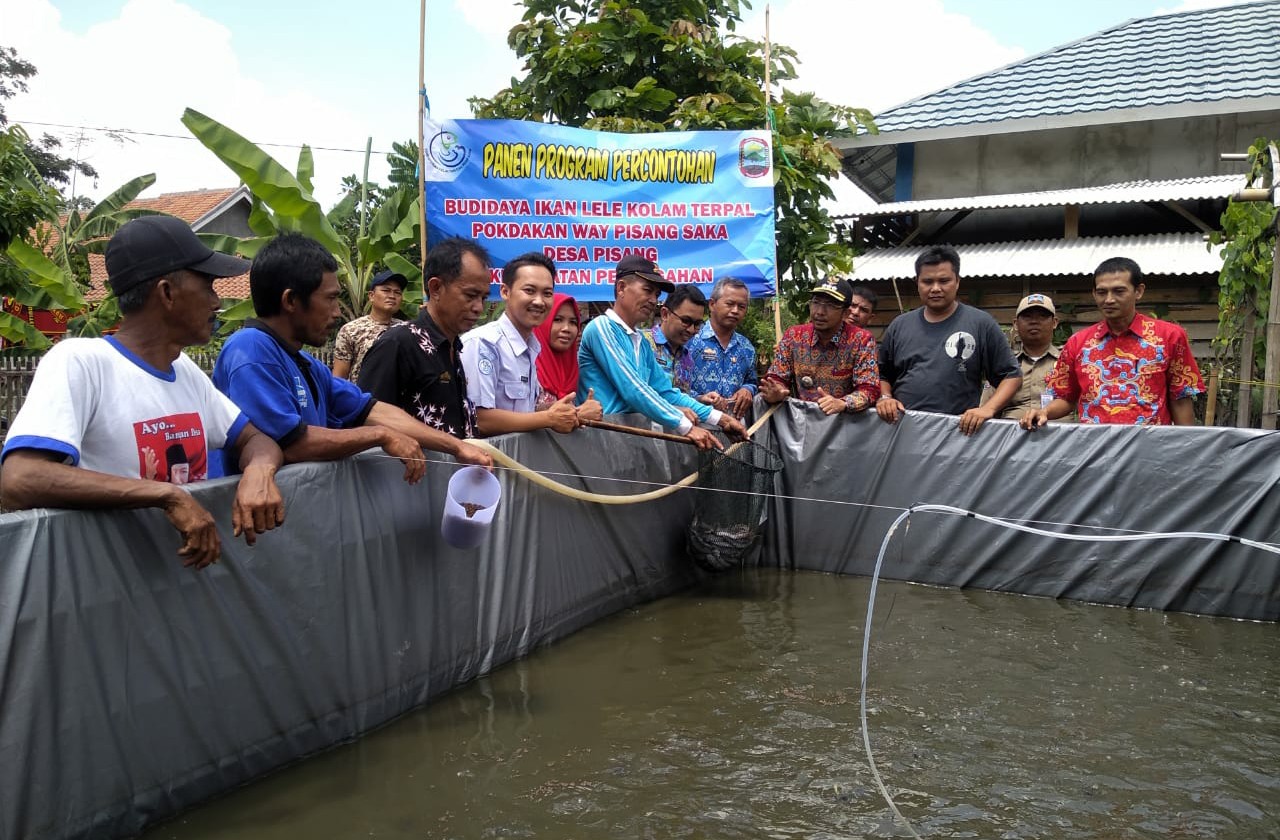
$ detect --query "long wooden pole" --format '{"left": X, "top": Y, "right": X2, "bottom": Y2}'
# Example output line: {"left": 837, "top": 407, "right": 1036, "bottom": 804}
{"left": 1205, "top": 369, "right": 1219, "bottom": 426}
{"left": 417, "top": 0, "right": 430, "bottom": 282}
{"left": 1259, "top": 142, "right": 1280, "bottom": 429}
{"left": 765, "top": 5, "right": 782, "bottom": 345}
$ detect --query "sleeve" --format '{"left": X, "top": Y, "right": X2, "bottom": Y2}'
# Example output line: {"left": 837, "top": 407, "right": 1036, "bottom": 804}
{"left": 579, "top": 319, "right": 689, "bottom": 430}
{"left": 460, "top": 334, "right": 500, "bottom": 409}
{"left": 219, "top": 358, "right": 308, "bottom": 447}
{"left": 333, "top": 322, "right": 356, "bottom": 363}
{"left": 1166, "top": 327, "right": 1205, "bottom": 399}
{"left": 647, "top": 354, "right": 712, "bottom": 422}
{"left": 766, "top": 330, "right": 795, "bottom": 385}
{"left": 852, "top": 332, "right": 880, "bottom": 404}
{"left": 1044, "top": 342, "right": 1080, "bottom": 405}
{"left": 183, "top": 356, "right": 248, "bottom": 450}
{"left": 0, "top": 342, "right": 91, "bottom": 465}
{"left": 320, "top": 362, "right": 375, "bottom": 428}
{"left": 877, "top": 322, "right": 898, "bottom": 384}
{"left": 983, "top": 317, "right": 1021, "bottom": 386}
{"left": 356, "top": 332, "right": 401, "bottom": 405}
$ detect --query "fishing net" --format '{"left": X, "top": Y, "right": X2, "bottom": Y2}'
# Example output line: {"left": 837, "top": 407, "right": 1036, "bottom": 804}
{"left": 687, "top": 438, "right": 783, "bottom": 571}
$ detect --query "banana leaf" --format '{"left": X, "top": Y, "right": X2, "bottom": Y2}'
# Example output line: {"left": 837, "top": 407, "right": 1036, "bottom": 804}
{"left": 296, "top": 146, "right": 315, "bottom": 194}
{"left": 384, "top": 252, "right": 424, "bottom": 311}
{"left": 0, "top": 310, "right": 51, "bottom": 348}
{"left": 4, "top": 239, "right": 86, "bottom": 310}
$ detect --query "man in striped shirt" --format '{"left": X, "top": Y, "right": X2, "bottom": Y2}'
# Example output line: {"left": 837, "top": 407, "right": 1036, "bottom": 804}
{"left": 578, "top": 255, "right": 749, "bottom": 450}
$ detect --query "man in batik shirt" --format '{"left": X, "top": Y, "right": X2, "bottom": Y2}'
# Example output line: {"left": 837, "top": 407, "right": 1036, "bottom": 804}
{"left": 760, "top": 278, "right": 879, "bottom": 416}
{"left": 1022, "top": 257, "right": 1204, "bottom": 429}
{"left": 358, "top": 237, "right": 489, "bottom": 439}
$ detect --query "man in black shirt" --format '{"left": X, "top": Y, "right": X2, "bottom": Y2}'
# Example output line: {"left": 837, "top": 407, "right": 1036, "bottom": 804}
{"left": 359, "top": 238, "right": 491, "bottom": 439}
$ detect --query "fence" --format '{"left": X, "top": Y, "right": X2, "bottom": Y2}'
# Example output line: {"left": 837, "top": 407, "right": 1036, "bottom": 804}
{"left": 0, "top": 346, "right": 335, "bottom": 434}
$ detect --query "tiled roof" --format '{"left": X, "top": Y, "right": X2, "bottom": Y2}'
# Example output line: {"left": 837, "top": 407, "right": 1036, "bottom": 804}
{"left": 851, "top": 234, "right": 1222, "bottom": 281}
{"left": 839, "top": 174, "right": 1245, "bottom": 218}
{"left": 867, "top": 0, "right": 1280, "bottom": 137}
{"left": 85, "top": 255, "right": 249, "bottom": 303}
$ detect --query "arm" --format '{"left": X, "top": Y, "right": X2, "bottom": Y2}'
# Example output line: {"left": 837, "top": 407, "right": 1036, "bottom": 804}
{"left": 475, "top": 394, "right": 580, "bottom": 436}
{"left": 229, "top": 422, "right": 286, "bottom": 543}
{"left": 331, "top": 323, "right": 355, "bottom": 379}
{"left": 1, "top": 450, "right": 223, "bottom": 569}
{"left": 959, "top": 374, "right": 1020, "bottom": 435}
{"left": 579, "top": 320, "right": 690, "bottom": 431}
{"left": 366, "top": 400, "right": 492, "bottom": 467}
{"left": 874, "top": 326, "right": 905, "bottom": 423}
{"left": 331, "top": 358, "right": 352, "bottom": 380}
{"left": 1170, "top": 397, "right": 1196, "bottom": 426}
{"left": 760, "top": 333, "right": 793, "bottom": 404}
{"left": 1021, "top": 351, "right": 1079, "bottom": 430}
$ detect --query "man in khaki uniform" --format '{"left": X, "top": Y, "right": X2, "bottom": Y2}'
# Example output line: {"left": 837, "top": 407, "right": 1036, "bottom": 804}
{"left": 998, "top": 293, "right": 1065, "bottom": 421}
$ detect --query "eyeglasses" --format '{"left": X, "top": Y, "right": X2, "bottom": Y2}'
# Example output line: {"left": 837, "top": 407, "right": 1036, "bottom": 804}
{"left": 666, "top": 312, "right": 705, "bottom": 329}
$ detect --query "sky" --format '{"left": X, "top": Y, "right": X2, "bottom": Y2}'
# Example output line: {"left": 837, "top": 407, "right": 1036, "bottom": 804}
{"left": 1, "top": 0, "right": 1236, "bottom": 213}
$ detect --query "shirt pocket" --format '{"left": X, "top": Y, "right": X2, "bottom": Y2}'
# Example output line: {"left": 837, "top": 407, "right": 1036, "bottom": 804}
{"left": 503, "top": 382, "right": 531, "bottom": 401}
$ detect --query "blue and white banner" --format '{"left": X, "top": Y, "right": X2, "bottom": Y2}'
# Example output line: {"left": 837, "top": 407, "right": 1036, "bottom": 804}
{"left": 423, "top": 119, "right": 776, "bottom": 301}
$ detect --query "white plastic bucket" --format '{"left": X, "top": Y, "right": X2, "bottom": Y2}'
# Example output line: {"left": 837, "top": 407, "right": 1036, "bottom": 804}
{"left": 441, "top": 467, "right": 501, "bottom": 549}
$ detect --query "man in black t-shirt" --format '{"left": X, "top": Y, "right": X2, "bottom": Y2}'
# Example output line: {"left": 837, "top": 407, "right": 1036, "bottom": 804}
{"left": 876, "top": 245, "right": 1020, "bottom": 436}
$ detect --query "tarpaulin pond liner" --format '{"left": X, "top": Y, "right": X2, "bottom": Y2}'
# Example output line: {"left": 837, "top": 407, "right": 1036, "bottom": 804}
{"left": 0, "top": 405, "right": 1276, "bottom": 839}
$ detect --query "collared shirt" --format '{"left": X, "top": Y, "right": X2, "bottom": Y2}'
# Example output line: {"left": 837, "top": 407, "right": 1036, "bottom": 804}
{"left": 460, "top": 313, "right": 542, "bottom": 413}
{"left": 765, "top": 322, "right": 879, "bottom": 404}
{"left": 1045, "top": 312, "right": 1205, "bottom": 425}
{"left": 333, "top": 315, "right": 397, "bottom": 381}
{"left": 577, "top": 308, "right": 720, "bottom": 433}
{"left": 684, "top": 322, "right": 758, "bottom": 398}
{"left": 358, "top": 309, "right": 477, "bottom": 439}
{"left": 643, "top": 323, "right": 693, "bottom": 392}
{"left": 998, "top": 345, "right": 1062, "bottom": 421}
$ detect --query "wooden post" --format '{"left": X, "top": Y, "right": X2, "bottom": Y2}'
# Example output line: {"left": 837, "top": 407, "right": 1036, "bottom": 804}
{"left": 1238, "top": 297, "right": 1255, "bottom": 428}
{"left": 417, "top": 0, "right": 429, "bottom": 277}
{"left": 1259, "top": 143, "right": 1280, "bottom": 429}
{"left": 1205, "top": 369, "right": 1219, "bottom": 426}
{"left": 764, "top": 5, "right": 782, "bottom": 345}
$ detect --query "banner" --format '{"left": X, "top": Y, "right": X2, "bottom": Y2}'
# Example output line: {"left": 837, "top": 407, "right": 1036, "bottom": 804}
{"left": 422, "top": 119, "right": 776, "bottom": 301}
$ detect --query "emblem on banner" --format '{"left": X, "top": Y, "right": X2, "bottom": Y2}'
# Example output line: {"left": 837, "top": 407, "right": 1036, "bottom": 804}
{"left": 427, "top": 128, "right": 470, "bottom": 173}
{"left": 738, "top": 137, "right": 771, "bottom": 178}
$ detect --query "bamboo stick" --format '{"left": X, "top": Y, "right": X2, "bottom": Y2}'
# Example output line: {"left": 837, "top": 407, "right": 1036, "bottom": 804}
{"left": 1205, "top": 369, "right": 1218, "bottom": 426}
{"left": 417, "top": 0, "right": 429, "bottom": 281}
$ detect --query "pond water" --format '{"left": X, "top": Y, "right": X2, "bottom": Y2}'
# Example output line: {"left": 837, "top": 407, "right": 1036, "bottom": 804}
{"left": 145, "top": 569, "right": 1280, "bottom": 839}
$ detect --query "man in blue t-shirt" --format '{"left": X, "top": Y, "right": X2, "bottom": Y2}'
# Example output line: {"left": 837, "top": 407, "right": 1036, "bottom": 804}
{"left": 213, "top": 233, "right": 491, "bottom": 479}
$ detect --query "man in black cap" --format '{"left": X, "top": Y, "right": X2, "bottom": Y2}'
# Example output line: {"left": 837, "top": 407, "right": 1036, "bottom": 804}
{"left": 331, "top": 269, "right": 407, "bottom": 381}
{"left": 0, "top": 215, "right": 286, "bottom": 570}
{"left": 576, "top": 254, "right": 747, "bottom": 450}
{"left": 760, "top": 278, "right": 880, "bottom": 415}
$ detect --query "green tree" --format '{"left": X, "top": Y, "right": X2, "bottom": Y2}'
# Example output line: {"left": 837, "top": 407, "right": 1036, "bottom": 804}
{"left": 0, "top": 46, "right": 98, "bottom": 193}
{"left": 470, "top": 0, "right": 875, "bottom": 312}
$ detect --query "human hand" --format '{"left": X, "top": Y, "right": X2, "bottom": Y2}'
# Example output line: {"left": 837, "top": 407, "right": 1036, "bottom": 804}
{"left": 685, "top": 425, "right": 724, "bottom": 451}
{"left": 232, "top": 463, "right": 285, "bottom": 546}
{"left": 759, "top": 377, "right": 790, "bottom": 404}
{"left": 814, "top": 387, "right": 845, "bottom": 416}
{"left": 729, "top": 388, "right": 753, "bottom": 418}
{"left": 545, "top": 392, "right": 581, "bottom": 433}
{"left": 679, "top": 406, "right": 699, "bottom": 425}
{"left": 142, "top": 446, "right": 159, "bottom": 481}
{"left": 454, "top": 441, "right": 494, "bottom": 469}
{"left": 1021, "top": 408, "right": 1049, "bottom": 431}
{"left": 163, "top": 488, "right": 221, "bottom": 569}
{"left": 576, "top": 388, "right": 603, "bottom": 423}
{"left": 381, "top": 429, "right": 428, "bottom": 484}
{"left": 958, "top": 405, "right": 996, "bottom": 436}
{"left": 875, "top": 396, "right": 904, "bottom": 424}
{"left": 717, "top": 413, "right": 750, "bottom": 442}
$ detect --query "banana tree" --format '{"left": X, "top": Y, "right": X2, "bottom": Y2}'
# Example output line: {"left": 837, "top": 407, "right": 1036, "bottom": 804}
{"left": 181, "top": 108, "right": 423, "bottom": 326}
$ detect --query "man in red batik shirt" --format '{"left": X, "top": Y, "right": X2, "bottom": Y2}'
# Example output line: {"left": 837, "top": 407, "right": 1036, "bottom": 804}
{"left": 1022, "top": 257, "right": 1204, "bottom": 429}
{"left": 760, "top": 278, "right": 880, "bottom": 416}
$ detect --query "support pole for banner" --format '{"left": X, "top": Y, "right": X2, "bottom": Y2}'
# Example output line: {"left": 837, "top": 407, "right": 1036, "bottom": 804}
{"left": 417, "top": 0, "right": 430, "bottom": 277}
{"left": 765, "top": 5, "right": 782, "bottom": 345}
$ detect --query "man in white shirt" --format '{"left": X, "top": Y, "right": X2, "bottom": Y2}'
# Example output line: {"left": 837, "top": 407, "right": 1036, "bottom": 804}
{"left": 0, "top": 216, "right": 286, "bottom": 570}
{"left": 461, "top": 252, "right": 601, "bottom": 436}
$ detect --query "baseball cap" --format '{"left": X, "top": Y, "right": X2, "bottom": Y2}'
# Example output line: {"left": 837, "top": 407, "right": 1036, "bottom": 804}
{"left": 616, "top": 254, "right": 674, "bottom": 293}
{"left": 370, "top": 269, "right": 408, "bottom": 289}
{"left": 810, "top": 278, "right": 853, "bottom": 306}
{"left": 1015, "top": 293, "right": 1056, "bottom": 317}
{"left": 105, "top": 215, "right": 250, "bottom": 296}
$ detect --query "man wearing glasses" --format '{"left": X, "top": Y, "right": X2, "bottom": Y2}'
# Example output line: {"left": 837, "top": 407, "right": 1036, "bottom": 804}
{"left": 685, "top": 276, "right": 758, "bottom": 419}
{"left": 643, "top": 283, "right": 708, "bottom": 392}
{"left": 760, "top": 278, "right": 879, "bottom": 415}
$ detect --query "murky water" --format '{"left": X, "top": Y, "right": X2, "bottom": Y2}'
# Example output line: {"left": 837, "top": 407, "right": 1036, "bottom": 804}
{"left": 147, "top": 570, "right": 1280, "bottom": 839}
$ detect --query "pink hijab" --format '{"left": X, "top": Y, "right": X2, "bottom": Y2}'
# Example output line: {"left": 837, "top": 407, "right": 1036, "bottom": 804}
{"left": 534, "top": 293, "right": 582, "bottom": 400}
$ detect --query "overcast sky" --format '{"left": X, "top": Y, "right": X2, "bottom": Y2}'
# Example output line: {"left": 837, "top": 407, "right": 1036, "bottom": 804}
{"left": 2, "top": 0, "right": 1233, "bottom": 213}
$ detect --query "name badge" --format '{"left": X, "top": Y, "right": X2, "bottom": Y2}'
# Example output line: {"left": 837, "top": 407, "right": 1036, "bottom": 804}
{"left": 701, "top": 348, "right": 717, "bottom": 360}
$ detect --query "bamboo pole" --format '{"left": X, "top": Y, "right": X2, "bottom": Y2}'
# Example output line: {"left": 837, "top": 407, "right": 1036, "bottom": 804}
{"left": 1238, "top": 298, "right": 1255, "bottom": 427}
{"left": 582, "top": 419, "right": 698, "bottom": 446}
{"left": 1205, "top": 369, "right": 1218, "bottom": 426}
{"left": 1257, "top": 144, "right": 1280, "bottom": 429}
{"left": 765, "top": 5, "right": 782, "bottom": 345}
{"left": 417, "top": 0, "right": 430, "bottom": 283}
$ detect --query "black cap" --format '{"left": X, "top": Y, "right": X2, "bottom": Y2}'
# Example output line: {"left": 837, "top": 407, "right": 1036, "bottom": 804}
{"left": 616, "top": 254, "right": 674, "bottom": 293}
{"left": 810, "top": 278, "right": 853, "bottom": 306}
{"left": 105, "top": 215, "right": 250, "bottom": 296}
{"left": 370, "top": 269, "right": 408, "bottom": 289}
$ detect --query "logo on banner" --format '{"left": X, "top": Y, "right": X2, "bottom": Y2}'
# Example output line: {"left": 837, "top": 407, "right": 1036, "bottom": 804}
{"left": 427, "top": 128, "right": 470, "bottom": 173}
{"left": 738, "top": 137, "right": 771, "bottom": 178}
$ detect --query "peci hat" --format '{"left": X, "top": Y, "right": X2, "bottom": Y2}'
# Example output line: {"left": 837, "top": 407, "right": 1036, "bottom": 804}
{"left": 810, "top": 278, "right": 853, "bottom": 306}
{"left": 1015, "top": 293, "right": 1056, "bottom": 317}
{"left": 105, "top": 215, "right": 250, "bottom": 296}
{"left": 370, "top": 269, "right": 408, "bottom": 289}
{"left": 616, "top": 254, "right": 674, "bottom": 293}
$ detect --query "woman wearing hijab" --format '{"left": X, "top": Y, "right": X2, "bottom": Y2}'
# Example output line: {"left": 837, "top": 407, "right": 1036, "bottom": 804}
{"left": 535, "top": 292, "right": 603, "bottom": 420}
